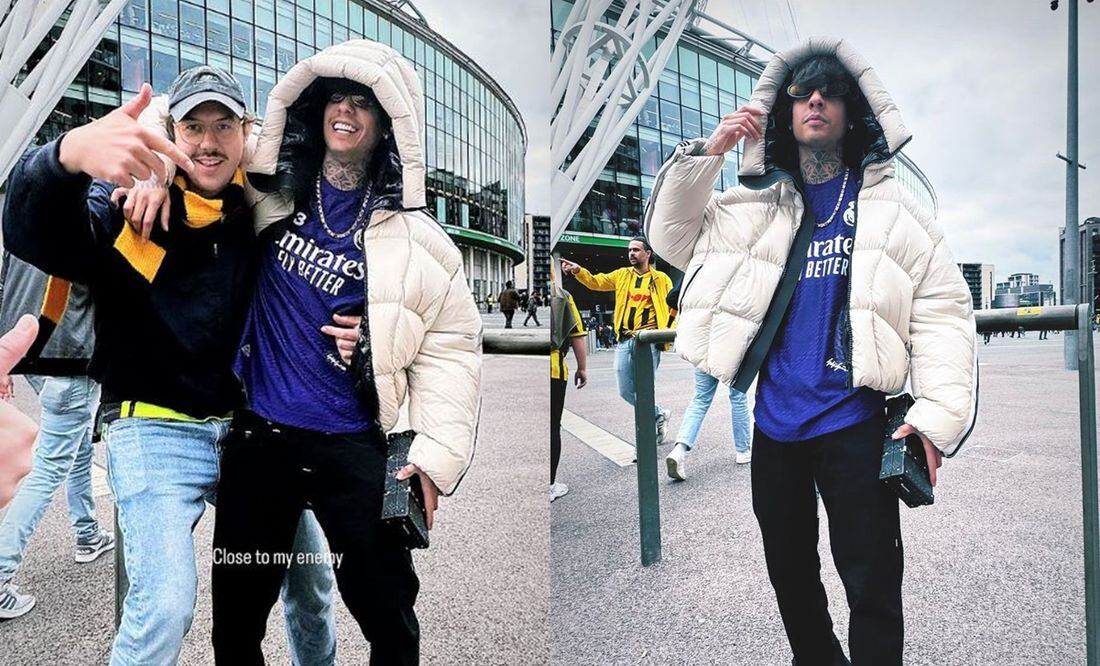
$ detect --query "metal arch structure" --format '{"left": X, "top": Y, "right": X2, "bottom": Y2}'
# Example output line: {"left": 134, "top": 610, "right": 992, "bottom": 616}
{"left": 379, "top": 0, "right": 429, "bottom": 27}
{"left": 550, "top": 0, "right": 700, "bottom": 246}
{"left": 0, "top": 0, "right": 130, "bottom": 185}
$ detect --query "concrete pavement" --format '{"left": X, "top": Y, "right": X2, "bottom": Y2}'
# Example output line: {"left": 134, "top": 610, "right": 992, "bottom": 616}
{"left": 551, "top": 334, "right": 1094, "bottom": 665}
{"left": 0, "top": 353, "right": 549, "bottom": 665}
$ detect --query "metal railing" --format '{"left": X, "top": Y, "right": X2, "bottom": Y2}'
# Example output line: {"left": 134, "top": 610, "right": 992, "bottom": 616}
{"left": 630, "top": 304, "right": 1099, "bottom": 665}
{"left": 113, "top": 330, "right": 550, "bottom": 627}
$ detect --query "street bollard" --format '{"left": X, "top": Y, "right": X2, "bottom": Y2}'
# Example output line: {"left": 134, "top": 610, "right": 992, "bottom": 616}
{"left": 630, "top": 305, "right": 1099, "bottom": 664}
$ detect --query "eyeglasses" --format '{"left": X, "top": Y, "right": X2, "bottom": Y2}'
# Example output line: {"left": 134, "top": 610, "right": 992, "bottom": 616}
{"left": 327, "top": 93, "right": 378, "bottom": 110}
{"left": 174, "top": 118, "right": 243, "bottom": 144}
{"left": 786, "top": 81, "right": 851, "bottom": 99}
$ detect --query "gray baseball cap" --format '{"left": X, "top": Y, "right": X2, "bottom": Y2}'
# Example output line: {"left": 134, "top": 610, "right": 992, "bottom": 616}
{"left": 167, "top": 66, "right": 247, "bottom": 121}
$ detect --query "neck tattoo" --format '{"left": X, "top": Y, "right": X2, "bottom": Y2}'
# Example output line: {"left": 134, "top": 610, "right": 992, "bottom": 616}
{"left": 322, "top": 155, "right": 367, "bottom": 191}
{"left": 800, "top": 148, "right": 844, "bottom": 185}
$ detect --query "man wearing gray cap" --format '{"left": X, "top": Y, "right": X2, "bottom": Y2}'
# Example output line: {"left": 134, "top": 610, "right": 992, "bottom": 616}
{"left": 3, "top": 67, "right": 335, "bottom": 665}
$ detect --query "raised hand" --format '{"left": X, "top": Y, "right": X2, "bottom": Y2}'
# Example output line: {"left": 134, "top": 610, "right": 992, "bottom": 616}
{"left": 560, "top": 259, "right": 581, "bottom": 276}
{"left": 702, "top": 104, "right": 766, "bottom": 156}
{"left": 111, "top": 178, "right": 172, "bottom": 240}
{"left": 58, "top": 83, "right": 194, "bottom": 188}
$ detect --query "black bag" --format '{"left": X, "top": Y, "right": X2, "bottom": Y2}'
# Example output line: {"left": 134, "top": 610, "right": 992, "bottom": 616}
{"left": 879, "top": 394, "right": 935, "bottom": 508}
{"left": 381, "top": 430, "right": 430, "bottom": 549}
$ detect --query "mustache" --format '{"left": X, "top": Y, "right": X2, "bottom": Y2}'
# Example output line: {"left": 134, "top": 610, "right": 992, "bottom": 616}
{"left": 193, "top": 152, "right": 227, "bottom": 160}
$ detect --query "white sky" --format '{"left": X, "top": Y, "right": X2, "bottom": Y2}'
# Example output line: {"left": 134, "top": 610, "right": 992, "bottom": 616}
{"left": 709, "top": 0, "right": 1100, "bottom": 292}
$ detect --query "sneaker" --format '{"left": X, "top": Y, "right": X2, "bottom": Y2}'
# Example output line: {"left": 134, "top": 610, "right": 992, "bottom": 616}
{"left": 75, "top": 529, "right": 116, "bottom": 564}
{"left": 735, "top": 450, "right": 752, "bottom": 464}
{"left": 655, "top": 409, "right": 672, "bottom": 446}
{"left": 549, "top": 482, "right": 569, "bottom": 502}
{"left": 666, "top": 443, "right": 688, "bottom": 481}
{"left": 0, "top": 582, "right": 35, "bottom": 620}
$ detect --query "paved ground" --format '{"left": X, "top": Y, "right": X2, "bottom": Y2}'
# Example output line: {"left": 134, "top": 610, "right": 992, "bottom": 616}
{"left": 551, "top": 333, "right": 1096, "bottom": 665}
{"left": 481, "top": 306, "right": 548, "bottom": 330}
{"left": 0, "top": 352, "right": 549, "bottom": 665}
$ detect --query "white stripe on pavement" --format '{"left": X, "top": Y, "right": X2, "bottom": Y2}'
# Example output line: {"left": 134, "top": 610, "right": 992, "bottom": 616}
{"left": 560, "top": 410, "right": 635, "bottom": 468}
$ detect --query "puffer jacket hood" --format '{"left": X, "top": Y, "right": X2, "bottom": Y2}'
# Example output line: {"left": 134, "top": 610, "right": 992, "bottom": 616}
{"left": 249, "top": 39, "right": 425, "bottom": 213}
{"left": 739, "top": 36, "right": 911, "bottom": 192}
{"left": 645, "top": 37, "right": 978, "bottom": 456}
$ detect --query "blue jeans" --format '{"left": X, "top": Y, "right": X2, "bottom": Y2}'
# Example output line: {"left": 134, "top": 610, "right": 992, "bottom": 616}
{"left": 0, "top": 376, "right": 101, "bottom": 583}
{"left": 105, "top": 417, "right": 335, "bottom": 666}
{"left": 675, "top": 368, "right": 751, "bottom": 453}
{"left": 615, "top": 337, "right": 663, "bottom": 420}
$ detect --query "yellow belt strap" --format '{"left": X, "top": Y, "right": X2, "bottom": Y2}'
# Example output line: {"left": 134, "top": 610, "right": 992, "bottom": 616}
{"left": 119, "top": 401, "right": 232, "bottom": 423}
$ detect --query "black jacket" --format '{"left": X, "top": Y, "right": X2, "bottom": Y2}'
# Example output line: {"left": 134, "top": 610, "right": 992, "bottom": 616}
{"left": 3, "top": 139, "right": 257, "bottom": 417}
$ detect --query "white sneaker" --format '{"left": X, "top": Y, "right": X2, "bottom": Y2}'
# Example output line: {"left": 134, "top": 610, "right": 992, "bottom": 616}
{"left": 666, "top": 443, "right": 688, "bottom": 481}
{"left": 75, "top": 529, "right": 116, "bottom": 564}
{"left": 656, "top": 409, "right": 672, "bottom": 445}
{"left": 549, "top": 482, "right": 570, "bottom": 502}
{"left": 0, "top": 582, "right": 35, "bottom": 619}
{"left": 735, "top": 450, "right": 752, "bottom": 464}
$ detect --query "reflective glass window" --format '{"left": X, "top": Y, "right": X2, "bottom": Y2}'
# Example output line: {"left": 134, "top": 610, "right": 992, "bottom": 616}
{"left": 718, "top": 89, "right": 735, "bottom": 114}
{"left": 392, "top": 25, "right": 403, "bottom": 52}
{"left": 256, "top": 66, "right": 276, "bottom": 117}
{"left": 276, "top": 35, "right": 296, "bottom": 71}
{"left": 208, "top": 11, "right": 230, "bottom": 54}
{"left": 658, "top": 69, "right": 678, "bottom": 104}
{"left": 363, "top": 9, "right": 377, "bottom": 39}
{"left": 120, "top": 27, "right": 149, "bottom": 92}
{"left": 151, "top": 36, "right": 177, "bottom": 93}
{"left": 180, "top": 3, "right": 204, "bottom": 46}
{"left": 316, "top": 0, "right": 331, "bottom": 18}
{"left": 333, "top": 0, "right": 347, "bottom": 26}
{"left": 296, "top": 0, "right": 313, "bottom": 9}
{"left": 682, "top": 108, "right": 701, "bottom": 139}
{"left": 150, "top": 0, "right": 177, "bottom": 38}
{"left": 122, "top": 0, "right": 148, "bottom": 30}
{"left": 208, "top": 0, "right": 230, "bottom": 14}
{"left": 232, "top": 19, "right": 253, "bottom": 59}
{"left": 638, "top": 126, "right": 662, "bottom": 176}
{"left": 277, "top": 0, "right": 295, "bottom": 38}
{"left": 735, "top": 69, "right": 752, "bottom": 97}
{"left": 701, "top": 113, "right": 718, "bottom": 136}
{"left": 678, "top": 46, "right": 697, "bottom": 79}
{"left": 180, "top": 43, "right": 205, "bottom": 71}
{"left": 232, "top": 59, "right": 254, "bottom": 112}
{"left": 659, "top": 99, "right": 680, "bottom": 135}
{"left": 701, "top": 84, "right": 719, "bottom": 116}
{"left": 256, "top": 0, "right": 275, "bottom": 30}
{"left": 699, "top": 54, "right": 718, "bottom": 87}
{"left": 333, "top": 23, "right": 348, "bottom": 43}
{"left": 717, "top": 62, "right": 735, "bottom": 92}
{"left": 349, "top": 2, "right": 363, "bottom": 34}
{"left": 378, "top": 17, "right": 390, "bottom": 44}
{"left": 232, "top": 0, "right": 252, "bottom": 21}
{"left": 297, "top": 41, "right": 313, "bottom": 61}
{"left": 681, "top": 76, "right": 700, "bottom": 109}
{"left": 297, "top": 6, "right": 313, "bottom": 45}
{"left": 255, "top": 28, "right": 276, "bottom": 67}
{"left": 316, "top": 18, "right": 331, "bottom": 48}
{"left": 208, "top": 51, "right": 230, "bottom": 71}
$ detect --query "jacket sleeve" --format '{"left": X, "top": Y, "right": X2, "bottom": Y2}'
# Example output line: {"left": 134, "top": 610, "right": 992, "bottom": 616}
{"left": 574, "top": 266, "right": 620, "bottom": 291}
{"left": 644, "top": 138, "right": 725, "bottom": 271}
{"left": 903, "top": 234, "right": 979, "bottom": 456}
{"left": 405, "top": 263, "right": 483, "bottom": 496}
{"left": 2, "top": 139, "right": 115, "bottom": 284}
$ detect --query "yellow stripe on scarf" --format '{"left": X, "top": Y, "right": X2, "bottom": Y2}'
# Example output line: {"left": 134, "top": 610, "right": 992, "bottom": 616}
{"left": 40, "top": 276, "right": 71, "bottom": 324}
{"left": 113, "top": 224, "right": 167, "bottom": 283}
{"left": 172, "top": 169, "right": 245, "bottom": 228}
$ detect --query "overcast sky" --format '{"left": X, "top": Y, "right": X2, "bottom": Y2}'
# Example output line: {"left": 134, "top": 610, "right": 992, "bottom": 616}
{"left": 408, "top": 0, "right": 550, "bottom": 216}
{"left": 708, "top": 0, "right": 1100, "bottom": 291}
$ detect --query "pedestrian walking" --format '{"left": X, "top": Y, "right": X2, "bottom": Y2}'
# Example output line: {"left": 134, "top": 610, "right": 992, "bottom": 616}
{"left": 665, "top": 369, "right": 752, "bottom": 480}
{"left": 646, "top": 40, "right": 977, "bottom": 665}
{"left": 486, "top": 294, "right": 494, "bottom": 313}
{"left": 499, "top": 281, "right": 520, "bottom": 328}
{"left": 561, "top": 237, "right": 675, "bottom": 445}
{"left": 0, "top": 256, "right": 112, "bottom": 620}
{"left": 550, "top": 282, "right": 587, "bottom": 502}
{"left": 524, "top": 295, "right": 541, "bottom": 326}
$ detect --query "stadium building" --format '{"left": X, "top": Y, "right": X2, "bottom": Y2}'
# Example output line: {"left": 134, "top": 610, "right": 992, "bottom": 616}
{"left": 28, "top": 0, "right": 526, "bottom": 301}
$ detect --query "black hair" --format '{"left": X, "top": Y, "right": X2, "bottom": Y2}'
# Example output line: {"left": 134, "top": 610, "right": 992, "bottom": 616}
{"left": 629, "top": 235, "right": 653, "bottom": 253}
{"left": 250, "top": 77, "right": 394, "bottom": 207}
{"left": 770, "top": 55, "right": 873, "bottom": 173}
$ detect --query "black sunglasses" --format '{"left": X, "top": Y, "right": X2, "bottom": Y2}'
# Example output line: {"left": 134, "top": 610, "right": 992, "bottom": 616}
{"left": 327, "top": 92, "right": 378, "bottom": 110}
{"left": 786, "top": 80, "right": 851, "bottom": 99}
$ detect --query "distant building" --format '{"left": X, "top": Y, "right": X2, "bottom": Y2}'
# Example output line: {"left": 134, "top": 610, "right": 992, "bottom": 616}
{"left": 515, "top": 214, "right": 551, "bottom": 297}
{"left": 994, "top": 272, "right": 1056, "bottom": 308}
{"left": 1059, "top": 217, "right": 1100, "bottom": 311}
{"left": 958, "top": 263, "right": 994, "bottom": 311}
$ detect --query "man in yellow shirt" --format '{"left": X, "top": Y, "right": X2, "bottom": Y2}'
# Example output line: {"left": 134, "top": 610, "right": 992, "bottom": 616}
{"left": 561, "top": 237, "right": 674, "bottom": 445}
{"left": 550, "top": 284, "right": 587, "bottom": 502}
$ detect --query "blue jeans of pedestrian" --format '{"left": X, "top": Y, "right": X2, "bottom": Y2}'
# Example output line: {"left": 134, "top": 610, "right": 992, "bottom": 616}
{"left": 615, "top": 337, "right": 662, "bottom": 419}
{"left": 0, "top": 376, "right": 101, "bottom": 584}
{"left": 675, "top": 368, "right": 751, "bottom": 453}
{"left": 105, "top": 417, "right": 336, "bottom": 666}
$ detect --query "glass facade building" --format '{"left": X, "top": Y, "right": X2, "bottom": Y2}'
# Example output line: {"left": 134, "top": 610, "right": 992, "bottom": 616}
{"left": 30, "top": 0, "right": 526, "bottom": 301}
{"left": 552, "top": 0, "right": 937, "bottom": 283}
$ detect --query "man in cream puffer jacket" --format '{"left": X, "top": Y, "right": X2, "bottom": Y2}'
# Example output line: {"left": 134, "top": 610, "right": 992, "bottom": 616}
{"left": 646, "top": 38, "right": 977, "bottom": 665}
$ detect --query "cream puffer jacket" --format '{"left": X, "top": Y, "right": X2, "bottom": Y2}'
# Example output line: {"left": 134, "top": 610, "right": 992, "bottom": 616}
{"left": 142, "top": 41, "right": 482, "bottom": 494}
{"left": 645, "top": 37, "right": 977, "bottom": 455}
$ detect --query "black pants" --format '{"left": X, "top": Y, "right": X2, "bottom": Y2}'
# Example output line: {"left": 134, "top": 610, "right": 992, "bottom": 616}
{"left": 751, "top": 414, "right": 903, "bottom": 666}
{"left": 503, "top": 309, "right": 515, "bottom": 328}
{"left": 524, "top": 310, "right": 541, "bottom": 326}
{"left": 551, "top": 378, "right": 567, "bottom": 483}
{"left": 211, "top": 411, "right": 419, "bottom": 665}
